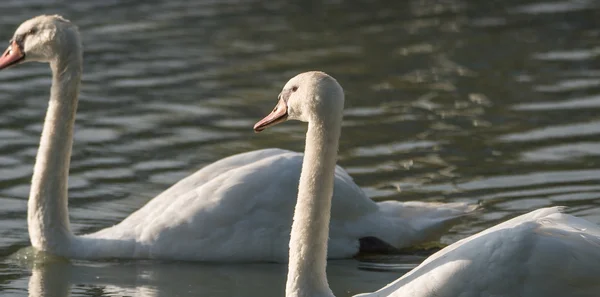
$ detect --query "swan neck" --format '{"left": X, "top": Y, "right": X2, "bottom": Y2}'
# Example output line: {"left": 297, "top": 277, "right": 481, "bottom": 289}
{"left": 28, "top": 52, "right": 82, "bottom": 254}
{"left": 286, "top": 115, "right": 342, "bottom": 297}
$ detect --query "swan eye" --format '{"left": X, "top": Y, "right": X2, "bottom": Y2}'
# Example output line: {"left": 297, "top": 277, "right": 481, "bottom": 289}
{"left": 28, "top": 28, "right": 37, "bottom": 35}
{"left": 292, "top": 86, "right": 298, "bottom": 92}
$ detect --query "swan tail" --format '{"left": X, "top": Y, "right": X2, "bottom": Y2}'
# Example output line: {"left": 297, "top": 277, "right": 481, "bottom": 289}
{"left": 366, "top": 200, "right": 479, "bottom": 251}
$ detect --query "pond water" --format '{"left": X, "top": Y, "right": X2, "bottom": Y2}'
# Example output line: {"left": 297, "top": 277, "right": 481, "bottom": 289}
{"left": 0, "top": 0, "right": 599, "bottom": 296}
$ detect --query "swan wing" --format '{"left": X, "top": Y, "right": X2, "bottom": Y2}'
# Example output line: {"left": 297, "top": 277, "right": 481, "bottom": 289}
{"left": 150, "top": 148, "right": 293, "bottom": 199}
{"left": 357, "top": 207, "right": 600, "bottom": 297}
{"left": 88, "top": 149, "right": 374, "bottom": 261}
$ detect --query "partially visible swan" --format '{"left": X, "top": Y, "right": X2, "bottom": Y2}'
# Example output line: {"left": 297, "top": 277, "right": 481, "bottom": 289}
{"left": 0, "top": 15, "right": 474, "bottom": 262}
{"left": 254, "top": 71, "right": 600, "bottom": 297}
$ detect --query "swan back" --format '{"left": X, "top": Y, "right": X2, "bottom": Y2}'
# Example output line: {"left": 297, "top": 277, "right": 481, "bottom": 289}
{"left": 358, "top": 207, "right": 600, "bottom": 297}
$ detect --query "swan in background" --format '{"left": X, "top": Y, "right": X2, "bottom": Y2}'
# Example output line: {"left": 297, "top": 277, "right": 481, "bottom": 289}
{"left": 0, "top": 15, "right": 474, "bottom": 262}
{"left": 254, "top": 71, "right": 600, "bottom": 297}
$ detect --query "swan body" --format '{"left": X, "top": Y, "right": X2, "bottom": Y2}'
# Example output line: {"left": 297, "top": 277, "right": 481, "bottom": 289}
{"left": 358, "top": 207, "right": 600, "bottom": 297}
{"left": 87, "top": 148, "right": 472, "bottom": 262}
{"left": 1, "top": 15, "right": 474, "bottom": 262}
{"left": 254, "top": 71, "right": 600, "bottom": 297}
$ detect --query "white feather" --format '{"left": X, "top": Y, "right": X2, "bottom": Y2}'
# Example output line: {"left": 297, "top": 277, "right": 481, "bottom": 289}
{"left": 358, "top": 207, "right": 600, "bottom": 297}
{"left": 7, "top": 16, "right": 473, "bottom": 262}
{"left": 275, "top": 71, "right": 600, "bottom": 297}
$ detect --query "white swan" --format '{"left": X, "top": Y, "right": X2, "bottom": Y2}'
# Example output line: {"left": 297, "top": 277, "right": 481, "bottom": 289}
{"left": 0, "top": 15, "right": 474, "bottom": 262}
{"left": 254, "top": 71, "right": 600, "bottom": 297}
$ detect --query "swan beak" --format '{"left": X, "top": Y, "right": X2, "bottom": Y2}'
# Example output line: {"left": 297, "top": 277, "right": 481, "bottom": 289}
{"left": 0, "top": 40, "right": 25, "bottom": 70}
{"left": 254, "top": 97, "right": 288, "bottom": 133}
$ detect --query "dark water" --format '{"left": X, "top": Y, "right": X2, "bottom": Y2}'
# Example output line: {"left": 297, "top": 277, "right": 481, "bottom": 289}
{"left": 0, "top": 0, "right": 599, "bottom": 296}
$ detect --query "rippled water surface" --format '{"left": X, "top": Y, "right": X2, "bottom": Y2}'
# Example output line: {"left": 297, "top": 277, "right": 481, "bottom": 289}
{"left": 0, "top": 0, "right": 599, "bottom": 296}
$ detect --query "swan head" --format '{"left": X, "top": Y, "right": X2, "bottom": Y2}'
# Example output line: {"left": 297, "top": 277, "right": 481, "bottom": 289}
{"left": 254, "top": 71, "right": 344, "bottom": 132}
{"left": 0, "top": 15, "right": 80, "bottom": 69}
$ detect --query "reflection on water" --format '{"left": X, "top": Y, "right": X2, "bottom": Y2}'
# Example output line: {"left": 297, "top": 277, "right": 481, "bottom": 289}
{"left": 12, "top": 251, "right": 403, "bottom": 297}
{"left": 0, "top": 0, "right": 599, "bottom": 296}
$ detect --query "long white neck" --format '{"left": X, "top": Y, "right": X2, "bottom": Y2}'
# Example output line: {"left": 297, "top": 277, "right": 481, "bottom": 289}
{"left": 286, "top": 112, "right": 342, "bottom": 297}
{"left": 27, "top": 49, "right": 82, "bottom": 254}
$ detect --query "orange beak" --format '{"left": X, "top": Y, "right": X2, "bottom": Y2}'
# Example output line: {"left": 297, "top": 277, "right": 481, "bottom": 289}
{"left": 0, "top": 40, "right": 24, "bottom": 70}
{"left": 253, "top": 97, "right": 288, "bottom": 133}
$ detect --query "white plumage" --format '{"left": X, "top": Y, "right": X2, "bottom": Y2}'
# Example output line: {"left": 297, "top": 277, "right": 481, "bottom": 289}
{"left": 89, "top": 148, "right": 474, "bottom": 262}
{"left": 359, "top": 207, "right": 600, "bottom": 297}
{"left": 1, "top": 15, "right": 474, "bottom": 262}
{"left": 259, "top": 71, "right": 600, "bottom": 297}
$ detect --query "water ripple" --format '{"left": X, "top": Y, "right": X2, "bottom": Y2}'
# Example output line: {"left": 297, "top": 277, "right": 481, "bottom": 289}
{"left": 0, "top": 0, "right": 598, "bottom": 296}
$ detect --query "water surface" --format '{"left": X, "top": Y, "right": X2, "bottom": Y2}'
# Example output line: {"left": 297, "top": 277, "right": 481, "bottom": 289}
{"left": 0, "top": 0, "right": 599, "bottom": 296}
